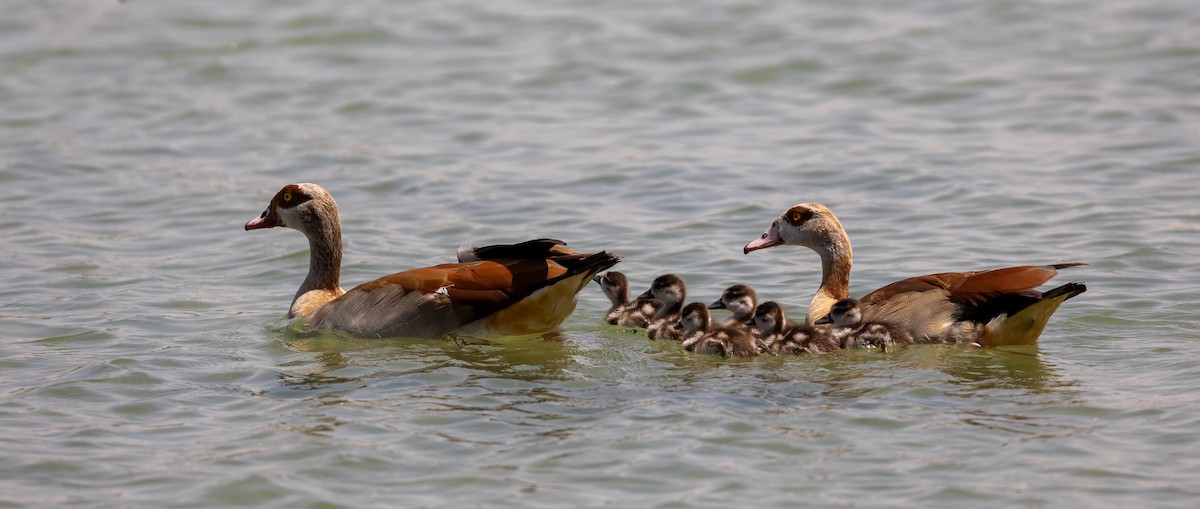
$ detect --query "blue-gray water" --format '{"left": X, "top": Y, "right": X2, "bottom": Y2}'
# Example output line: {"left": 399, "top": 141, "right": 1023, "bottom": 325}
{"left": 2, "top": 1, "right": 1198, "bottom": 507}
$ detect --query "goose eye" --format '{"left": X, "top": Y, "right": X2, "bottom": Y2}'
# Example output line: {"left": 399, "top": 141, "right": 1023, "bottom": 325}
{"left": 791, "top": 212, "right": 802, "bottom": 221}
{"left": 283, "top": 192, "right": 293, "bottom": 202}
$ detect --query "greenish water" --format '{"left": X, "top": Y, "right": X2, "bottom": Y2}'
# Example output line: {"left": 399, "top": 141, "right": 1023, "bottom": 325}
{"left": 2, "top": 1, "right": 1198, "bottom": 507}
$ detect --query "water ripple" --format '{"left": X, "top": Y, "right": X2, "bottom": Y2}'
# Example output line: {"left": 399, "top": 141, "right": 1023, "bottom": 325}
{"left": 2, "top": 0, "right": 1200, "bottom": 507}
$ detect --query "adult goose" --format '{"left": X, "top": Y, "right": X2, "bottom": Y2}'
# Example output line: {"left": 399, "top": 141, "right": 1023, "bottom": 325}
{"left": 743, "top": 203, "right": 1086, "bottom": 347}
{"left": 245, "top": 183, "right": 621, "bottom": 339}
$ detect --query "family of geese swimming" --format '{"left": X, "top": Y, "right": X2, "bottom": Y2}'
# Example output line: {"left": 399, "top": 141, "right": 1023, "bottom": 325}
{"left": 246, "top": 183, "right": 1087, "bottom": 355}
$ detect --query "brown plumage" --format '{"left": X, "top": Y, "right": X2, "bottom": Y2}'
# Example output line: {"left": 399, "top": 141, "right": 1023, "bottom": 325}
{"left": 750, "top": 301, "right": 840, "bottom": 355}
{"left": 246, "top": 183, "right": 621, "bottom": 339}
{"left": 816, "top": 298, "right": 915, "bottom": 349}
{"left": 861, "top": 263, "right": 1086, "bottom": 309}
{"left": 639, "top": 274, "right": 688, "bottom": 341}
{"left": 708, "top": 284, "right": 759, "bottom": 331}
{"left": 594, "top": 271, "right": 664, "bottom": 328}
{"left": 744, "top": 203, "right": 1086, "bottom": 346}
{"left": 677, "top": 303, "right": 762, "bottom": 358}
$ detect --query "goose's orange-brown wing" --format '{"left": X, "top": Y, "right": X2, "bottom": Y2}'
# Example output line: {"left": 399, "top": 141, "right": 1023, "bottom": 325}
{"left": 353, "top": 258, "right": 569, "bottom": 312}
{"left": 308, "top": 248, "right": 621, "bottom": 339}
{"left": 861, "top": 263, "right": 1086, "bottom": 307}
{"left": 947, "top": 265, "right": 1064, "bottom": 306}
{"left": 860, "top": 271, "right": 975, "bottom": 305}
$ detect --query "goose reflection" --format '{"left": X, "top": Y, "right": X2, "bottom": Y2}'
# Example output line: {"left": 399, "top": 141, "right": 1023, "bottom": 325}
{"left": 276, "top": 329, "right": 577, "bottom": 392}
{"left": 923, "top": 344, "right": 1065, "bottom": 394}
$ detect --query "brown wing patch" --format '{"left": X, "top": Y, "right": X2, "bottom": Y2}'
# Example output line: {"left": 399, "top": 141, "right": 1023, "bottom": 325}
{"left": 549, "top": 244, "right": 578, "bottom": 256}
{"left": 324, "top": 247, "right": 620, "bottom": 337}
{"left": 860, "top": 271, "right": 977, "bottom": 305}
{"left": 862, "top": 263, "right": 1084, "bottom": 307}
{"left": 862, "top": 263, "right": 1086, "bottom": 325}
{"left": 446, "top": 259, "right": 569, "bottom": 310}
{"left": 947, "top": 265, "right": 1060, "bottom": 300}
{"left": 355, "top": 265, "right": 451, "bottom": 294}
{"left": 348, "top": 259, "right": 571, "bottom": 312}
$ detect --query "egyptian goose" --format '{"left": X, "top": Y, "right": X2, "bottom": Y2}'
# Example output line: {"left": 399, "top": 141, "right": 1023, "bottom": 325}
{"left": 708, "top": 284, "right": 759, "bottom": 330}
{"left": 637, "top": 274, "right": 688, "bottom": 340}
{"left": 245, "top": 183, "right": 621, "bottom": 339}
{"left": 816, "top": 298, "right": 915, "bottom": 349}
{"left": 677, "top": 303, "right": 762, "bottom": 358}
{"left": 750, "top": 301, "right": 840, "bottom": 355}
{"left": 743, "top": 203, "right": 1086, "bottom": 347}
{"left": 594, "top": 271, "right": 664, "bottom": 328}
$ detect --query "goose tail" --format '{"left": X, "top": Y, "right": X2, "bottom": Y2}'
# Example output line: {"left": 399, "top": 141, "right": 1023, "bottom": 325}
{"left": 981, "top": 282, "right": 1087, "bottom": 347}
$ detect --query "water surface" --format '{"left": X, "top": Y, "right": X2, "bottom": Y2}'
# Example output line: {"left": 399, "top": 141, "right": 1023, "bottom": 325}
{"left": 2, "top": 1, "right": 1199, "bottom": 507}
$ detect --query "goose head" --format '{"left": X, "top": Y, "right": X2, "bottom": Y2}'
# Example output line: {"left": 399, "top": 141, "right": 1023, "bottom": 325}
{"left": 708, "top": 284, "right": 758, "bottom": 322}
{"left": 750, "top": 301, "right": 787, "bottom": 335}
{"left": 637, "top": 274, "right": 687, "bottom": 312}
{"left": 593, "top": 271, "right": 630, "bottom": 305}
{"left": 676, "top": 302, "right": 712, "bottom": 332}
{"left": 742, "top": 203, "right": 848, "bottom": 256}
{"left": 245, "top": 183, "right": 340, "bottom": 238}
{"left": 245, "top": 183, "right": 346, "bottom": 316}
{"left": 743, "top": 203, "right": 853, "bottom": 325}
{"left": 816, "top": 298, "right": 863, "bottom": 326}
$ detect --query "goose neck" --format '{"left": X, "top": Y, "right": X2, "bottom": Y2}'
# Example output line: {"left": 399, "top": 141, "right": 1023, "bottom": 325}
{"left": 295, "top": 208, "right": 342, "bottom": 303}
{"left": 808, "top": 230, "right": 852, "bottom": 323}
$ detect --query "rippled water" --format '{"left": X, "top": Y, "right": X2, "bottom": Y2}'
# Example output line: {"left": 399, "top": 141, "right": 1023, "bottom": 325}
{"left": 3, "top": 0, "right": 1199, "bottom": 507}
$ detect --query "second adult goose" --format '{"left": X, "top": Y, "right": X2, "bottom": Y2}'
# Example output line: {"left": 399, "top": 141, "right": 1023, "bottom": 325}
{"left": 245, "top": 183, "right": 621, "bottom": 339}
{"left": 743, "top": 203, "right": 1086, "bottom": 347}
